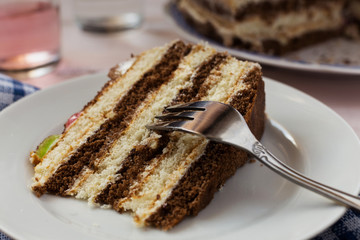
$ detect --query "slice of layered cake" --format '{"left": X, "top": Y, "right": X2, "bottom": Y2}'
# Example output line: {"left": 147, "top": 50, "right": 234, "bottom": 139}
{"left": 176, "top": 0, "right": 346, "bottom": 55}
{"left": 30, "top": 40, "right": 265, "bottom": 230}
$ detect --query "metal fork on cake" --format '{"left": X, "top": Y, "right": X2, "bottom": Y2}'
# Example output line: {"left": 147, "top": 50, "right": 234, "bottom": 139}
{"left": 146, "top": 101, "right": 360, "bottom": 210}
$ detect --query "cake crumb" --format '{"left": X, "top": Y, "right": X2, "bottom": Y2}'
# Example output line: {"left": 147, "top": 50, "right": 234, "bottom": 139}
{"left": 249, "top": 158, "right": 256, "bottom": 163}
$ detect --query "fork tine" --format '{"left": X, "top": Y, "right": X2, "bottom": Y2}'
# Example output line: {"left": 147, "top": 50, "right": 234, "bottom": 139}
{"left": 155, "top": 111, "right": 197, "bottom": 121}
{"left": 165, "top": 101, "right": 210, "bottom": 112}
{"left": 146, "top": 120, "right": 190, "bottom": 132}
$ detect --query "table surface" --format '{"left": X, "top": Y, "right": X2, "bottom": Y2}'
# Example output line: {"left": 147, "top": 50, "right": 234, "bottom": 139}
{"left": 23, "top": 0, "right": 360, "bottom": 139}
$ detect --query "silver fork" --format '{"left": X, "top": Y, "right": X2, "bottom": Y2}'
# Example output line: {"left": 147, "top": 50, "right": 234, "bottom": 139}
{"left": 147, "top": 101, "right": 360, "bottom": 211}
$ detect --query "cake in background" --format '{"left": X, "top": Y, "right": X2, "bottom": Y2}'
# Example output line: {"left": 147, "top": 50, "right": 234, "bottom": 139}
{"left": 176, "top": 0, "right": 360, "bottom": 55}
{"left": 30, "top": 40, "right": 265, "bottom": 230}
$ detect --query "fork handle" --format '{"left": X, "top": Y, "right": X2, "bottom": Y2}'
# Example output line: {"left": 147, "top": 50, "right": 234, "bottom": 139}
{"left": 246, "top": 141, "right": 360, "bottom": 211}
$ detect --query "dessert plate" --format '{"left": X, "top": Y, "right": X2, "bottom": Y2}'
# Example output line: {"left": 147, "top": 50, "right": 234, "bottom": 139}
{"left": 0, "top": 73, "right": 359, "bottom": 240}
{"left": 165, "top": 2, "right": 360, "bottom": 75}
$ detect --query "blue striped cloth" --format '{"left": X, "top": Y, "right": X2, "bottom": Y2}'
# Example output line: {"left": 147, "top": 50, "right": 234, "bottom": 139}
{"left": 0, "top": 73, "right": 38, "bottom": 111}
{"left": 0, "top": 74, "right": 359, "bottom": 240}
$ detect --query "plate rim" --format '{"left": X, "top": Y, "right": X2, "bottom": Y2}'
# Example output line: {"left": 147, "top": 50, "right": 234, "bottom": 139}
{"left": 0, "top": 72, "right": 359, "bottom": 240}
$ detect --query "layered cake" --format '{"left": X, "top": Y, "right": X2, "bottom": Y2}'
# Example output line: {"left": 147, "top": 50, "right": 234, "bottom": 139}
{"left": 30, "top": 40, "right": 265, "bottom": 230}
{"left": 176, "top": 0, "right": 348, "bottom": 55}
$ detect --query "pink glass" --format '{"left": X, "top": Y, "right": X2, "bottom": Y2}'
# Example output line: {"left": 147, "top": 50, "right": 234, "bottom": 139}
{"left": 0, "top": 1, "right": 60, "bottom": 71}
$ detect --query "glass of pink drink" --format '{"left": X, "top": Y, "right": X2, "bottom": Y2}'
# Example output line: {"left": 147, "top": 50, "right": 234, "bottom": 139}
{"left": 0, "top": 1, "right": 60, "bottom": 71}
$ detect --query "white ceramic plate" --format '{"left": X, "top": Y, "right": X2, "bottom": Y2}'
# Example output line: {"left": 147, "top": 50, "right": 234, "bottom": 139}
{"left": 0, "top": 73, "right": 360, "bottom": 240}
{"left": 165, "top": 2, "right": 360, "bottom": 75}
